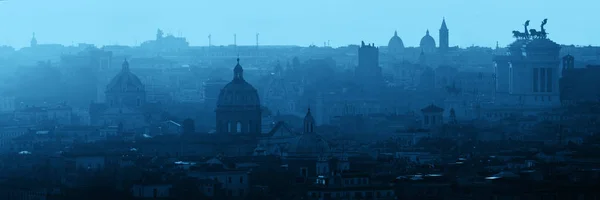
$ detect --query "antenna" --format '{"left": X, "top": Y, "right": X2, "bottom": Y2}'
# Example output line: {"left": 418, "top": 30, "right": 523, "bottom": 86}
{"left": 256, "top": 33, "right": 259, "bottom": 48}
{"left": 208, "top": 34, "right": 212, "bottom": 47}
{"left": 234, "top": 34, "right": 237, "bottom": 46}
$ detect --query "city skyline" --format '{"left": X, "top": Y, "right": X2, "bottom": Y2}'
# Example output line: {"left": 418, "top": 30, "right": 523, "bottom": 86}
{"left": 0, "top": 0, "right": 597, "bottom": 48}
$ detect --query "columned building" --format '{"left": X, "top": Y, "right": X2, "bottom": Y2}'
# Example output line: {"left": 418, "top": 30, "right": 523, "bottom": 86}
{"left": 493, "top": 20, "right": 561, "bottom": 108}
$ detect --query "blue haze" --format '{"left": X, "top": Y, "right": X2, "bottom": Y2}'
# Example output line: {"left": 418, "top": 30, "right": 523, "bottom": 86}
{"left": 0, "top": 0, "right": 596, "bottom": 48}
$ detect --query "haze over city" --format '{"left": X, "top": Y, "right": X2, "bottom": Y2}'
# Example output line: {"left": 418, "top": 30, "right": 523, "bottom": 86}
{"left": 1, "top": 0, "right": 600, "bottom": 199}
{"left": 0, "top": 0, "right": 597, "bottom": 48}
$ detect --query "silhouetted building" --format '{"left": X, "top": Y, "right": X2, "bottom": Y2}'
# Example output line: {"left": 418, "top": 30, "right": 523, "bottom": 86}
{"left": 288, "top": 108, "right": 330, "bottom": 157}
{"left": 387, "top": 31, "right": 405, "bottom": 57}
{"left": 216, "top": 58, "right": 262, "bottom": 134}
{"left": 494, "top": 21, "right": 561, "bottom": 108}
{"left": 439, "top": 18, "right": 449, "bottom": 52}
{"left": 420, "top": 30, "right": 436, "bottom": 54}
{"left": 355, "top": 41, "right": 383, "bottom": 90}
{"left": 421, "top": 104, "right": 444, "bottom": 129}
{"left": 560, "top": 55, "right": 600, "bottom": 105}
{"left": 30, "top": 33, "right": 37, "bottom": 48}
{"left": 90, "top": 60, "right": 148, "bottom": 130}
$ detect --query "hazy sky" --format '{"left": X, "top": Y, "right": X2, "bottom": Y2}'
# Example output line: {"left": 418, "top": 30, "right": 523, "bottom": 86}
{"left": 0, "top": 0, "right": 596, "bottom": 49}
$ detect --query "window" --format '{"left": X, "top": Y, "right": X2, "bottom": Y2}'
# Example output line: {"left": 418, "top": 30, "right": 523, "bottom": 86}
{"left": 228, "top": 177, "right": 232, "bottom": 183}
{"left": 248, "top": 120, "right": 252, "bottom": 133}
{"left": 300, "top": 168, "right": 308, "bottom": 177}
{"left": 240, "top": 176, "right": 244, "bottom": 184}
{"left": 540, "top": 68, "right": 546, "bottom": 92}
{"left": 227, "top": 122, "right": 231, "bottom": 133}
{"left": 236, "top": 122, "right": 242, "bottom": 133}
{"left": 547, "top": 68, "right": 553, "bottom": 92}
{"left": 424, "top": 116, "right": 429, "bottom": 124}
{"left": 153, "top": 188, "right": 158, "bottom": 198}
{"left": 238, "top": 189, "right": 244, "bottom": 196}
{"left": 137, "top": 98, "right": 141, "bottom": 106}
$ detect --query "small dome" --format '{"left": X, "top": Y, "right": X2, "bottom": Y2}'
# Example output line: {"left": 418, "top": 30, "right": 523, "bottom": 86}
{"left": 388, "top": 31, "right": 405, "bottom": 54}
{"left": 106, "top": 60, "right": 145, "bottom": 93}
{"left": 420, "top": 30, "right": 436, "bottom": 53}
{"left": 217, "top": 59, "right": 261, "bottom": 107}
{"left": 289, "top": 134, "right": 330, "bottom": 155}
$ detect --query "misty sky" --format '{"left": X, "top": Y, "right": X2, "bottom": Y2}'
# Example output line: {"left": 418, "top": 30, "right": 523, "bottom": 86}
{"left": 0, "top": 0, "right": 596, "bottom": 49}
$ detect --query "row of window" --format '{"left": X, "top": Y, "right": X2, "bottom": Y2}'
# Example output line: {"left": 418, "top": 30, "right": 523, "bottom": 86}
{"left": 223, "top": 121, "right": 253, "bottom": 133}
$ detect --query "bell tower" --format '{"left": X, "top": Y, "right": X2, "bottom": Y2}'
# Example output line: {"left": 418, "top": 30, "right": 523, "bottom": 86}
{"left": 439, "top": 18, "right": 449, "bottom": 52}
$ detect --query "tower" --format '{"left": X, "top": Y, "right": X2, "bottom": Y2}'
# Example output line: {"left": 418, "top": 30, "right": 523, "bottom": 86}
{"left": 156, "top": 29, "right": 164, "bottom": 41}
{"left": 30, "top": 32, "right": 37, "bottom": 47}
{"left": 439, "top": 18, "right": 449, "bottom": 52}
{"left": 355, "top": 41, "right": 382, "bottom": 89}
{"left": 303, "top": 108, "right": 315, "bottom": 134}
{"left": 562, "top": 54, "right": 575, "bottom": 74}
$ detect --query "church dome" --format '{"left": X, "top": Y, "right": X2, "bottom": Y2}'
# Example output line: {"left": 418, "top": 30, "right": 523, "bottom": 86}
{"left": 288, "top": 108, "right": 329, "bottom": 155}
{"left": 388, "top": 31, "right": 405, "bottom": 54}
{"left": 106, "top": 60, "right": 145, "bottom": 93}
{"left": 217, "top": 59, "right": 261, "bottom": 107}
{"left": 289, "top": 134, "right": 330, "bottom": 155}
{"left": 420, "top": 30, "right": 436, "bottom": 53}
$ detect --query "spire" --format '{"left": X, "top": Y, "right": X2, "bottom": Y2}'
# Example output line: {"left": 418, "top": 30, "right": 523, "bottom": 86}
{"left": 426, "top": 30, "right": 430, "bottom": 35}
{"left": 122, "top": 59, "right": 130, "bottom": 71}
{"left": 394, "top": 30, "right": 398, "bottom": 37}
{"left": 440, "top": 18, "right": 448, "bottom": 30}
{"left": 303, "top": 107, "right": 315, "bottom": 134}
{"left": 233, "top": 57, "right": 244, "bottom": 80}
{"left": 30, "top": 32, "right": 38, "bottom": 47}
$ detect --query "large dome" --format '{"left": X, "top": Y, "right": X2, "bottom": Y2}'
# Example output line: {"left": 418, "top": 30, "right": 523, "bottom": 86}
{"left": 106, "top": 60, "right": 145, "bottom": 93}
{"left": 420, "top": 30, "right": 436, "bottom": 53}
{"left": 217, "top": 59, "right": 261, "bottom": 107}
{"left": 388, "top": 31, "right": 405, "bottom": 54}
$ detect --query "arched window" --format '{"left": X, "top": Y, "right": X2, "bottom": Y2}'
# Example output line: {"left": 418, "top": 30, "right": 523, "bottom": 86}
{"left": 248, "top": 120, "right": 252, "bottom": 133}
{"left": 136, "top": 98, "right": 141, "bottom": 107}
{"left": 236, "top": 122, "right": 242, "bottom": 133}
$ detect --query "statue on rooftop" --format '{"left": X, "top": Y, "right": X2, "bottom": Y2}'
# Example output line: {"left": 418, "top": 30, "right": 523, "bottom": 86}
{"left": 512, "top": 20, "right": 531, "bottom": 40}
{"left": 540, "top": 18, "right": 548, "bottom": 39}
